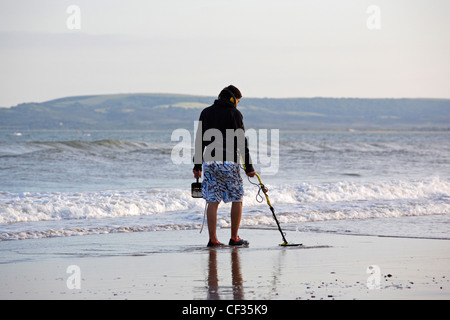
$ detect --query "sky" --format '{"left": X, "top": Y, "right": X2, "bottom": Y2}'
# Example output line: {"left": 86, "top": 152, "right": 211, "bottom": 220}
{"left": 0, "top": 0, "right": 449, "bottom": 107}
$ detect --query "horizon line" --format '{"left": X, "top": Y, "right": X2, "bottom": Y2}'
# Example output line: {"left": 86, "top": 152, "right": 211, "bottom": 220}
{"left": 2, "top": 92, "right": 450, "bottom": 108}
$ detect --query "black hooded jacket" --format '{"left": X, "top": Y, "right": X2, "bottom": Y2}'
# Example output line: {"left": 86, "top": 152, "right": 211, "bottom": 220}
{"left": 193, "top": 98, "right": 254, "bottom": 173}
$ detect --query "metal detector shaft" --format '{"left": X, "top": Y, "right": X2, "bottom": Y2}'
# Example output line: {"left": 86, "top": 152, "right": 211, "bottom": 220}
{"left": 254, "top": 173, "right": 289, "bottom": 245}
{"left": 269, "top": 205, "right": 288, "bottom": 244}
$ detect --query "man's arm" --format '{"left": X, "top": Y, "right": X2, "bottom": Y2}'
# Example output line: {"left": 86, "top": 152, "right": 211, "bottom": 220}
{"left": 234, "top": 110, "right": 255, "bottom": 174}
{"left": 193, "top": 116, "right": 204, "bottom": 177}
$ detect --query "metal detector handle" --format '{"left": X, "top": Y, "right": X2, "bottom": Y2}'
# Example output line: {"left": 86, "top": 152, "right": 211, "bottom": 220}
{"left": 253, "top": 173, "right": 289, "bottom": 245}
{"left": 254, "top": 172, "right": 272, "bottom": 207}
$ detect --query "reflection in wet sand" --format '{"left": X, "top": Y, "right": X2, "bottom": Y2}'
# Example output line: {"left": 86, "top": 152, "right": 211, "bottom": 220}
{"left": 207, "top": 247, "right": 244, "bottom": 300}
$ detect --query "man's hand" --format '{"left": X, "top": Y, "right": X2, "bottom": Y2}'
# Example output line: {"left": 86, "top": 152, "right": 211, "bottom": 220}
{"left": 246, "top": 171, "right": 256, "bottom": 178}
{"left": 193, "top": 169, "right": 202, "bottom": 179}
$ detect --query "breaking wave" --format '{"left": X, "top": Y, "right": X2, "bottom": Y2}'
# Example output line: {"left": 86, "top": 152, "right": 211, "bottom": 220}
{"left": 0, "top": 139, "right": 158, "bottom": 158}
{"left": 1, "top": 177, "right": 448, "bottom": 240}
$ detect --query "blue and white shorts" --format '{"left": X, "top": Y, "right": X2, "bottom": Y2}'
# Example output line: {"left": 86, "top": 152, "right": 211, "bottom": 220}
{"left": 202, "top": 161, "right": 244, "bottom": 203}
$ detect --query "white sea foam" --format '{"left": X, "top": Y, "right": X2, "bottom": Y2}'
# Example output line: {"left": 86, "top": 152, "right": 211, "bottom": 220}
{"left": 264, "top": 176, "right": 450, "bottom": 204}
{"left": 0, "top": 189, "right": 202, "bottom": 224}
{"left": 1, "top": 177, "right": 448, "bottom": 224}
{"left": 1, "top": 177, "right": 448, "bottom": 240}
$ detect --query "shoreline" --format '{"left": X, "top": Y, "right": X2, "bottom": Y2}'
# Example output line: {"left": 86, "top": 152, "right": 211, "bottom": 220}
{"left": 0, "top": 228, "right": 449, "bottom": 300}
{"left": 2, "top": 128, "right": 449, "bottom": 133}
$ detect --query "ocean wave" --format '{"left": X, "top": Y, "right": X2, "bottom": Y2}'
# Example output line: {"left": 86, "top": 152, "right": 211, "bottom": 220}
{"left": 0, "top": 223, "right": 200, "bottom": 241}
{"left": 265, "top": 177, "right": 450, "bottom": 204}
{"left": 0, "top": 139, "right": 155, "bottom": 158}
{"left": 0, "top": 189, "right": 202, "bottom": 224}
{"left": 280, "top": 140, "right": 416, "bottom": 154}
{"left": 1, "top": 177, "right": 448, "bottom": 225}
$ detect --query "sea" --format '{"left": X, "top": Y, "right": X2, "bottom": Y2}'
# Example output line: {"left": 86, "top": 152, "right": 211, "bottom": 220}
{"left": 0, "top": 129, "right": 449, "bottom": 241}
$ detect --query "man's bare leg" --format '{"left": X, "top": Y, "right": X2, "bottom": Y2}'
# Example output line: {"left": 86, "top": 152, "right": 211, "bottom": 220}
{"left": 207, "top": 202, "right": 220, "bottom": 243}
{"left": 230, "top": 202, "right": 242, "bottom": 240}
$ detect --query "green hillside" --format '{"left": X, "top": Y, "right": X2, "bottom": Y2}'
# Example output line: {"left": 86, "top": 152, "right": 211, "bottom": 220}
{"left": 1, "top": 94, "right": 449, "bottom": 130}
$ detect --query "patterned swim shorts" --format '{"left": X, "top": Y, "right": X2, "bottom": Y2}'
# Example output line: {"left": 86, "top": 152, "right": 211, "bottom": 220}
{"left": 202, "top": 161, "right": 244, "bottom": 203}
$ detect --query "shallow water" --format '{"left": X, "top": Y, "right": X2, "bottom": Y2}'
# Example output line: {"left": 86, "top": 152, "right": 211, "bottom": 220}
{"left": 1, "top": 130, "right": 449, "bottom": 241}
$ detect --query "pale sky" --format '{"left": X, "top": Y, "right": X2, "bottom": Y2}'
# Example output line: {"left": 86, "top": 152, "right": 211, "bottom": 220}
{"left": 0, "top": 0, "right": 449, "bottom": 107}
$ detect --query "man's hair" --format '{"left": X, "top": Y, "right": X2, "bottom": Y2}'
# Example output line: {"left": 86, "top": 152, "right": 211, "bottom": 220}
{"left": 219, "top": 85, "right": 242, "bottom": 100}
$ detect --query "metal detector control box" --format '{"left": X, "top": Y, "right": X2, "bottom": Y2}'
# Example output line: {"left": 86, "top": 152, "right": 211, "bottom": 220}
{"left": 191, "top": 178, "right": 202, "bottom": 198}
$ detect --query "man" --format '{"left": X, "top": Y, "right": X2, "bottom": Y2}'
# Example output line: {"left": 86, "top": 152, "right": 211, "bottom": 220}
{"left": 193, "top": 85, "right": 255, "bottom": 247}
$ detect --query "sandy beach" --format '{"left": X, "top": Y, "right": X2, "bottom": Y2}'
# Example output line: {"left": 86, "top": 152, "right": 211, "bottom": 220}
{"left": 0, "top": 228, "right": 449, "bottom": 300}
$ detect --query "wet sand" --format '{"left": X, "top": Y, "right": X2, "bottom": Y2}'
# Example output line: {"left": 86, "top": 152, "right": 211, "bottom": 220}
{"left": 0, "top": 228, "right": 449, "bottom": 300}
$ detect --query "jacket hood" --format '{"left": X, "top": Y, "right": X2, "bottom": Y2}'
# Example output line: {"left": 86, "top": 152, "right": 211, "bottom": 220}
{"left": 215, "top": 98, "right": 237, "bottom": 109}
